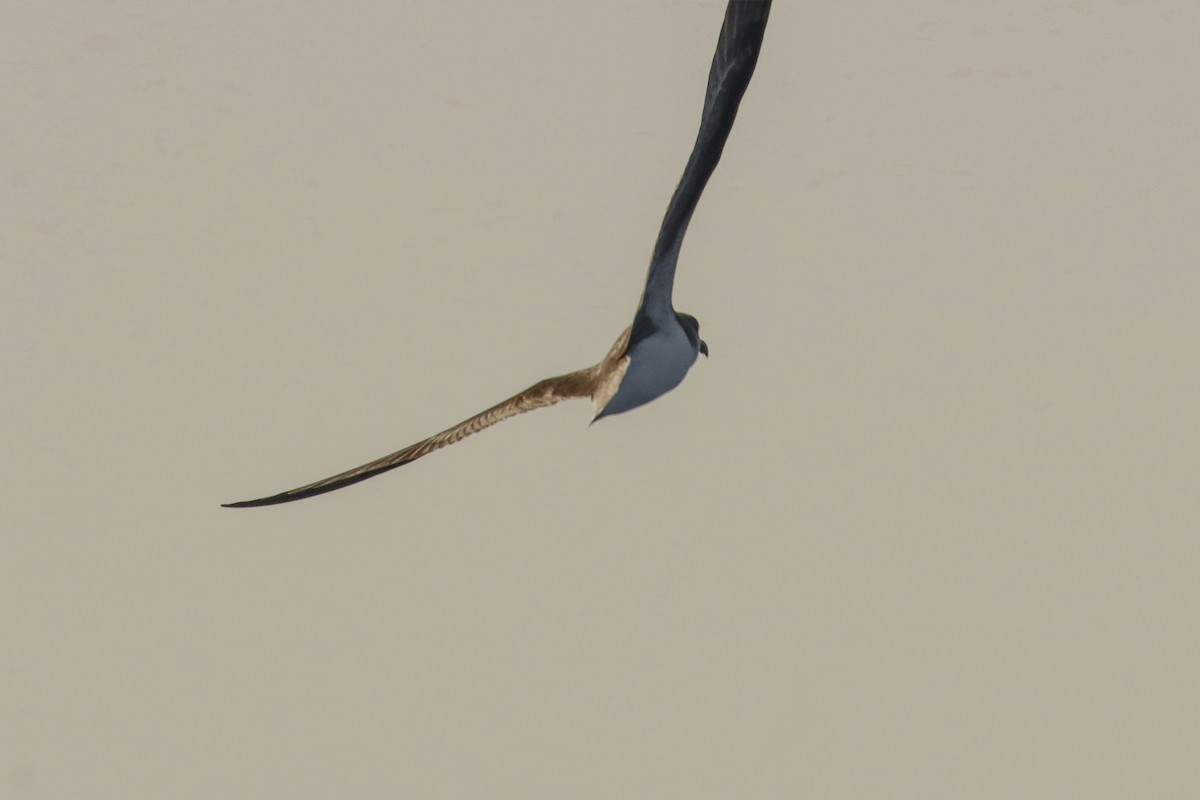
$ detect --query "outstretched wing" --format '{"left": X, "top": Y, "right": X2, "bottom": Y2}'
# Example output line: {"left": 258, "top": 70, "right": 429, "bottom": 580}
{"left": 637, "top": 0, "right": 772, "bottom": 323}
{"left": 223, "top": 369, "right": 596, "bottom": 508}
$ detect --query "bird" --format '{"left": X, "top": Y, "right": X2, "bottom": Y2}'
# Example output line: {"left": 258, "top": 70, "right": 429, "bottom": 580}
{"left": 223, "top": 0, "right": 771, "bottom": 508}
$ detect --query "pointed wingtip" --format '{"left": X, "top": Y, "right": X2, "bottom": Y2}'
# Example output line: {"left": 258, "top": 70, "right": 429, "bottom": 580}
{"left": 220, "top": 494, "right": 293, "bottom": 509}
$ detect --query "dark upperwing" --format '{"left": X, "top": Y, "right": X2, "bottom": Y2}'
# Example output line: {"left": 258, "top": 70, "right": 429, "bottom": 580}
{"left": 635, "top": 0, "right": 772, "bottom": 327}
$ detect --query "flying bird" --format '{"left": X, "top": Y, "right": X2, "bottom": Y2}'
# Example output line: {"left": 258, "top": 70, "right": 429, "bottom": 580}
{"left": 224, "top": 0, "right": 771, "bottom": 507}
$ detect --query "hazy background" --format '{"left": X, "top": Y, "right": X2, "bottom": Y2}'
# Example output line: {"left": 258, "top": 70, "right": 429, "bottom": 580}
{"left": 4, "top": 1, "right": 1197, "bottom": 797}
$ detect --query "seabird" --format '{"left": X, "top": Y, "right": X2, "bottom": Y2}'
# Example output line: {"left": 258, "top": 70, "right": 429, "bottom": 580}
{"left": 224, "top": 0, "right": 771, "bottom": 507}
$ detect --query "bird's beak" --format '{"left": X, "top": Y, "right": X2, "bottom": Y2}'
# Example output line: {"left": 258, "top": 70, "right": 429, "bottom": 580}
{"left": 699, "top": 340, "right": 709, "bottom": 358}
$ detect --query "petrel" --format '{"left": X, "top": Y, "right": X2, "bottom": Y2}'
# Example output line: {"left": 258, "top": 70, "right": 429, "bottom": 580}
{"left": 224, "top": 0, "right": 771, "bottom": 507}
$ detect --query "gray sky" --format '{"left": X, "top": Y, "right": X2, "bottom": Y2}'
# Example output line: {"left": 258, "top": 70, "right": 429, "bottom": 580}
{"left": 3, "top": 1, "right": 1198, "bottom": 797}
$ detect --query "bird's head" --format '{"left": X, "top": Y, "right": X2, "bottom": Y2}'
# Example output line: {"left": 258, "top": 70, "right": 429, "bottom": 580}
{"left": 676, "top": 312, "right": 708, "bottom": 358}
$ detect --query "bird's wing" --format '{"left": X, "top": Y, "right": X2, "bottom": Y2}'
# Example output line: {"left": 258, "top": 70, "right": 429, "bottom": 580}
{"left": 636, "top": 0, "right": 772, "bottom": 325}
{"left": 223, "top": 369, "right": 597, "bottom": 508}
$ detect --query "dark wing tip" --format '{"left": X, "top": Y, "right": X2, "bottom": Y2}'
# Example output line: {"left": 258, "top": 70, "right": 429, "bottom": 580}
{"left": 221, "top": 492, "right": 304, "bottom": 509}
{"left": 221, "top": 498, "right": 280, "bottom": 509}
{"left": 221, "top": 459, "right": 417, "bottom": 508}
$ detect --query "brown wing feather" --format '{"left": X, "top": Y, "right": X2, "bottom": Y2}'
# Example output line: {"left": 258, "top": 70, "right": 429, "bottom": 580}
{"left": 222, "top": 369, "right": 597, "bottom": 508}
{"left": 223, "top": 327, "right": 633, "bottom": 508}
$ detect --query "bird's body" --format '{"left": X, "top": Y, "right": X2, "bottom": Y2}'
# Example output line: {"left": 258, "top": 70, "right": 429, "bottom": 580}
{"left": 598, "top": 316, "right": 701, "bottom": 421}
{"left": 224, "top": 0, "right": 771, "bottom": 507}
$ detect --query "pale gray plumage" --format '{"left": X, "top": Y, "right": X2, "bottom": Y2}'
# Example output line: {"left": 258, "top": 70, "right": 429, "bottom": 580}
{"left": 224, "top": 0, "right": 771, "bottom": 507}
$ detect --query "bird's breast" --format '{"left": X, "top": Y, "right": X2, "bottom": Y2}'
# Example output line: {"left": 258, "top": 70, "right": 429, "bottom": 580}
{"left": 594, "top": 325, "right": 698, "bottom": 419}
